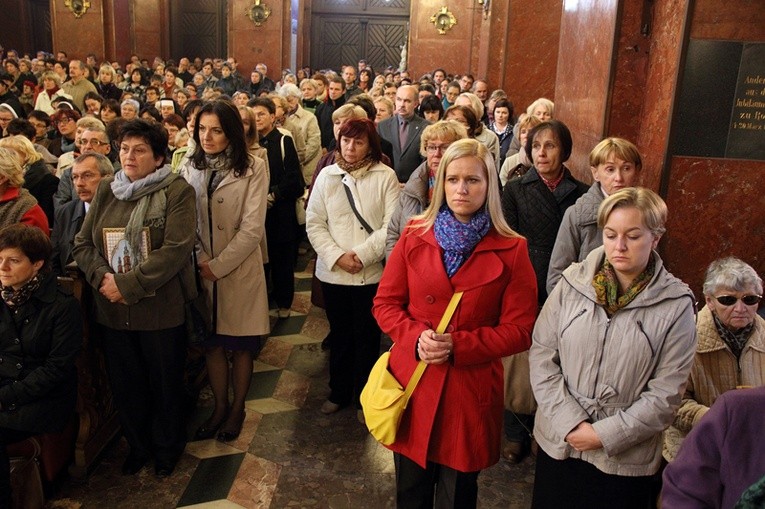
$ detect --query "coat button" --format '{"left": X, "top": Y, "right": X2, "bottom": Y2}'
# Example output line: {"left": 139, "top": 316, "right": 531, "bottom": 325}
{"left": 15, "top": 363, "right": 22, "bottom": 370}
{"left": 0, "top": 357, "right": 3, "bottom": 363}
{"left": 425, "top": 321, "right": 433, "bottom": 329}
{"left": 217, "top": 197, "right": 224, "bottom": 203}
{"left": 8, "top": 404, "right": 15, "bottom": 411}
{"left": 446, "top": 325, "right": 454, "bottom": 333}
{"left": 217, "top": 225, "right": 224, "bottom": 230}
{"left": 425, "top": 295, "right": 435, "bottom": 304}
{"left": 13, "top": 338, "right": 19, "bottom": 344}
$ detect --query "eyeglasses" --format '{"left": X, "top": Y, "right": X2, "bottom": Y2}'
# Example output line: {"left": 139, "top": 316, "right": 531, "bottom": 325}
{"left": 426, "top": 144, "right": 450, "bottom": 154}
{"left": 78, "top": 138, "right": 109, "bottom": 148}
{"left": 714, "top": 295, "right": 761, "bottom": 306}
{"left": 54, "top": 118, "right": 73, "bottom": 126}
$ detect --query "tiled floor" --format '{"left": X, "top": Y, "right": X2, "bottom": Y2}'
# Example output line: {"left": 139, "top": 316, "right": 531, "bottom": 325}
{"left": 48, "top": 250, "right": 536, "bottom": 508}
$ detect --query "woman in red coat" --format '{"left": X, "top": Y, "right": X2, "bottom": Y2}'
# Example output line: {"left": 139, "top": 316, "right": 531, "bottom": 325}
{"left": 373, "top": 138, "right": 537, "bottom": 508}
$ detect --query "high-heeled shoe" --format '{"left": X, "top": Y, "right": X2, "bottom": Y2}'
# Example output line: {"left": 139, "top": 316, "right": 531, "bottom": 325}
{"left": 194, "top": 412, "right": 228, "bottom": 441}
{"left": 217, "top": 411, "right": 246, "bottom": 442}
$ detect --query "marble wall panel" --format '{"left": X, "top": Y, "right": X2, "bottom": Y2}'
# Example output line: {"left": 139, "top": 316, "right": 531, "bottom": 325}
{"left": 408, "top": 1, "right": 474, "bottom": 79}
{"left": 502, "top": 0, "right": 562, "bottom": 121}
{"left": 229, "top": 0, "right": 291, "bottom": 81}
{"left": 51, "top": 0, "right": 106, "bottom": 60}
{"left": 661, "top": 157, "right": 765, "bottom": 297}
{"left": 690, "top": 0, "right": 765, "bottom": 40}
{"left": 606, "top": 0, "right": 650, "bottom": 145}
{"left": 634, "top": 0, "right": 688, "bottom": 192}
{"left": 554, "top": 0, "right": 619, "bottom": 179}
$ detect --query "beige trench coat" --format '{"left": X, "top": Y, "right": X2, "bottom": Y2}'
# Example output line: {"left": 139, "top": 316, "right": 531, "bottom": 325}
{"left": 180, "top": 156, "right": 270, "bottom": 337}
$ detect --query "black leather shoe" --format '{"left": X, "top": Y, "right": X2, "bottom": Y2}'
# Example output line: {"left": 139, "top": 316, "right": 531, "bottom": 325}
{"left": 194, "top": 416, "right": 226, "bottom": 441}
{"left": 217, "top": 411, "right": 246, "bottom": 442}
{"left": 122, "top": 454, "right": 149, "bottom": 475}
{"left": 154, "top": 460, "right": 176, "bottom": 478}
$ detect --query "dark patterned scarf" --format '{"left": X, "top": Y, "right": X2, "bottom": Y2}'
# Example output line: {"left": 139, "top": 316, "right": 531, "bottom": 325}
{"left": 434, "top": 204, "right": 490, "bottom": 277}
{"left": 713, "top": 313, "right": 754, "bottom": 360}
{"left": 593, "top": 256, "right": 655, "bottom": 317}
{"left": 2, "top": 272, "right": 44, "bottom": 309}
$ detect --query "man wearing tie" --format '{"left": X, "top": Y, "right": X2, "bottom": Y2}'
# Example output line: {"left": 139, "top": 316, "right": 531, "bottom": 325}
{"left": 376, "top": 85, "right": 428, "bottom": 183}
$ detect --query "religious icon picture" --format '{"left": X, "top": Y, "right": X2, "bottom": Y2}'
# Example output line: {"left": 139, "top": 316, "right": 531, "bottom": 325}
{"left": 102, "top": 227, "right": 150, "bottom": 274}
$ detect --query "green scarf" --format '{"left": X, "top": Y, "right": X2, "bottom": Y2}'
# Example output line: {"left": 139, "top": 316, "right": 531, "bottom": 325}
{"left": 592, "top": 256, "right": 656, "bottom": 317}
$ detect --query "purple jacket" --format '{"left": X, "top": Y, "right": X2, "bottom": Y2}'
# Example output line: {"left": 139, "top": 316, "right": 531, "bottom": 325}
{"left": 662, "top": 386, "right": 765, "bottom": 508}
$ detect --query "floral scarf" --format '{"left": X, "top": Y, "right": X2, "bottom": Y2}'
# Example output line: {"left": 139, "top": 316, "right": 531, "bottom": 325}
{"left": 2, "top": 272, "right": 44, "bottom": 309}
{"left": 593, "top": 256, "right": 655, "bottom": 317}
{"left": 434, "top": 204, "right": 490, "bottom": 277}
{"left": 335, "top": 150, "right": 374, "bottom": 180}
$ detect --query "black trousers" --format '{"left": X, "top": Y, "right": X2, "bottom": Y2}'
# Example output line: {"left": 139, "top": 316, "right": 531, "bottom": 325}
{"left": 321, "top": 282, "right": 381, "bottom": 407}
{"left": 266, "top": 239, "right": 296, "bottom": 310}
{"left": 100, "top": 325, "right": 187, "bottom": 464}
{"left": 532, "top": 447, "right": 654, "bottom": 509}
{"left": 394, "top": 453, "right": 480, "bottom": 509}
{"left": 0, "top": 428, "right": 34, "bottom": 509}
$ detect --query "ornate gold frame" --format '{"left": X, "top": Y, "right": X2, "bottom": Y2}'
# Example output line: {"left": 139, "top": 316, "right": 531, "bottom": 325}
{"left": 430, "top": 7, "right": 457, "bottom": 35}
{"left": 64, "top": 0, "right": 91, "bottom": 19}
{"left": 246, "top": 0, "right": 271, "bottom": 27}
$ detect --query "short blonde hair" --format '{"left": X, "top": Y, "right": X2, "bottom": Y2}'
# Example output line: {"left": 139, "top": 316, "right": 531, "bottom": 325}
{"left": 411, "top": 138, "right": 518, "bottom": 238}
{"left": 0, "top": 135, "right": 41, "bottom": 165}
{"left": 419, "top": 120, "right": 468, "bottom": 157}
{"left": 41, "top": 71, "right": 62, "bottom": 88}
{"left": 526, "top": 97, "right": 554, "bottom": 118}
{"left": 456, "top": 92, "right": 484, "bottom": 120}
{"left": 76, "top": 117, "right": 105, "bottom": 131}
{"left": 589, "top": 137, "right": 642, "bottom": 170}
{"left": 331, "top": 104, "right": 366, "bottom": 122}
{"left": 0, "top": 147, "right": 25, "bottom": 187}
{"left": 597, "top": 187, "right": 667, "bottom": 237}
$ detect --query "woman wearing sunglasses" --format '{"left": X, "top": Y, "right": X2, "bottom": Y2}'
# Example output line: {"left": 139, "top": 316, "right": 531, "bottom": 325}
{"left": 663, "top": 257, "right": 764, "bottom": 462}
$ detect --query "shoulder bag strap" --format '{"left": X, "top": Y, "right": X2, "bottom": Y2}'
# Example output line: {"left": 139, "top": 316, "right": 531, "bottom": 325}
{"left": 403, "top": 291, "right": 464, "bottom": 398}
{"left": 342, "top": 181, "right": 374, "bottom": 234}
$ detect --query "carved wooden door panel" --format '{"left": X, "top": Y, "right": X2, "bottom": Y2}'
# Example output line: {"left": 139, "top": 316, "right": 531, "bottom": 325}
{"left": 170, "top": 0, "right": 228, "bottom": 60}
{"left": 310, "top": 0, "right": 410, "bottom": 72}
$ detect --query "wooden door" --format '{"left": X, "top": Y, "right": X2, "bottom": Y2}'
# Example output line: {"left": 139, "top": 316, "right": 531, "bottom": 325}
{"left": 310, "top": 0, "right": 410, "bottom": 72}
{"left": 169, "top": 0, "right": 227, "bottom": 61}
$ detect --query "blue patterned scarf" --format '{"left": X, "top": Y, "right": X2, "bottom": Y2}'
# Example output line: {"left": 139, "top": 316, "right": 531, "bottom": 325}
{"left": 434, "top": 204, "right": 491, "bottom": 277}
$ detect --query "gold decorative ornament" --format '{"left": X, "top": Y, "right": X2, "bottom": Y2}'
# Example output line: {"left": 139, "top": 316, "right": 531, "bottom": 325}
{"left": 430, "top": 7, "right": 457, "bottom": 35}
{"left": 246, "top": 0, "right": 271, "bottom": 27}
{"left": 64, "top": 0, "right": 91, "bottom": 18}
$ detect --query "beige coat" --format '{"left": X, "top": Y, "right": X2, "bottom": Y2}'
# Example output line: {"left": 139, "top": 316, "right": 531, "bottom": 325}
{"left": 663, "top": 305, "right": 765, "bottom": 460}
{"left": 180, "top": 156, "right": 270, "bottom": 336}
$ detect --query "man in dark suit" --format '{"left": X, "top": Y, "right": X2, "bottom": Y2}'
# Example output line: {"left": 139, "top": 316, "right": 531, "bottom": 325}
{"left": 315, "top": 77, "right": 346, "bottom": 151}
{"left": 376, "top": 85, "right": 429, "bottom": 183}
{"left": 51, "top": 152, "right": 113, "bottom": 274}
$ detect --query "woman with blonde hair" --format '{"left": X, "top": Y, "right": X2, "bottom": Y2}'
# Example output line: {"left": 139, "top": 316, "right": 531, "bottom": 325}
{"left": 0, "top": 135, "right": 58, "bottom": 227}
{"left": 530, "top": 187, "right": 696, "bottom": 508}
{"left": 373, "top": 138, "right": 537, "bottom": 508}
{"left": 546, "top": 137, "right": 643, "bottom": 294}
{"left": 0, "top": 147, "right": 48, "bottom": 234}
{"left": 33, "top": 71, "right": 70, "bottom": 115}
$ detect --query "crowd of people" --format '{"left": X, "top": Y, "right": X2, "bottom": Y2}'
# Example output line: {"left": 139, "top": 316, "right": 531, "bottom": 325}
{"left": 0, "top": 46, "right": 763, "bottom": 509}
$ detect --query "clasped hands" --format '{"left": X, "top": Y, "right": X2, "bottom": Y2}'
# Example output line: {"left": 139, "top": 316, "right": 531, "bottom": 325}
{"left": 335, "top": 251, "right": 363, "bottom": 274}
{"left": 99, "top": 273, "right": 127, "bottom": 304}
{"left": 565, "top": 421, "right": 603, "bottom": 452}
{"left": 417, "top": 329, "right": 453, "bottom": 365}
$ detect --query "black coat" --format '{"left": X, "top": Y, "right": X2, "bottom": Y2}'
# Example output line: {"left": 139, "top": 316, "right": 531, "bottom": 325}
{"left": 260, "top": 128, "right": 304, "bottom": 244}
{"left": 23, "top": 159, "right": 59, "bottom": 228}
{"left": 501, "top": 166, "right": 588, "bottom": 304}
{"left": 0, "top": 272, "right": 81, "bottom": 433}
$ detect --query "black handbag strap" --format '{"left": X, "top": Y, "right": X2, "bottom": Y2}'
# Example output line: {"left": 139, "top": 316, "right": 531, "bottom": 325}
{"left": 342, "top": 182, "right": 374, "bottom": 235}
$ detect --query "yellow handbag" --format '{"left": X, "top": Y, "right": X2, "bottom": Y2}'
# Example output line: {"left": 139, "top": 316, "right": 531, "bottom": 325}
{"left": 360, "top": 291, "right": 463, "bottom": 445}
